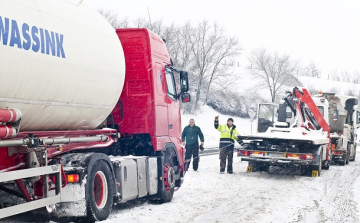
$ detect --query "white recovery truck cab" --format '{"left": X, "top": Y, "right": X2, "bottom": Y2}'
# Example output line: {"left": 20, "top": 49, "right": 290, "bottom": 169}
{"left": 313, "top": 93, "right": 359, "bottom": 165}
{"left": 237, "top": 87, "right": 331, "bottom": 177}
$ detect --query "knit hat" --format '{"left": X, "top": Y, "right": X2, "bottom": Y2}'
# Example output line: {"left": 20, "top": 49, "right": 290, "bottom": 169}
{"left": 227, "top": 118, "right": 234, "bottom": 122}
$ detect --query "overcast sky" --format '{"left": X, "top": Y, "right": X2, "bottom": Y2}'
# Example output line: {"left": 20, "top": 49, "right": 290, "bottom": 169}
{"left": 84, "top": 0, "right": 360, "bottom": 77}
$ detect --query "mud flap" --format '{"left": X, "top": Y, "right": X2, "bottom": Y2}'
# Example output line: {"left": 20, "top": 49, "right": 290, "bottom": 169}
{"left": 246, "top": 166, "right": 253, "bottom": 173}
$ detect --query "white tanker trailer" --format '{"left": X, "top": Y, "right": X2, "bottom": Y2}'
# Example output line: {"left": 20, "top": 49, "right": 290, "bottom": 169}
{"left": 0, "top": 0, "right": 190, "bottom": 221}
{"left": 0, "top": 0, "right": 125, "bottom": 131}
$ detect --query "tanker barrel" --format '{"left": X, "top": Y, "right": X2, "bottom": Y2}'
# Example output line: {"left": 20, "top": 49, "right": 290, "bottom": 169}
{"left": 0, "top": 1, "right": 125, "bottom": 131}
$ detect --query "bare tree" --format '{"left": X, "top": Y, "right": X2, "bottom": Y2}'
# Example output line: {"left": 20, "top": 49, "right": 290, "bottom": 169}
{"left": 300, "top": 61, "right": 321, "bottom": 78}
{"left": 352, "top": 71, "right": 360, "bottom": 84}
{"left": 190, "top": 21, "right": 241, "bottom": 107}
{"left": 98, "top": 11, "right": 244, "bottom": 115}
{"left": 328, "top": 69, "right": 341, "bottom": 81}
{"left": 248, "top": 48, "right": 300, "bottom": 102}
{"left": 98, "top": 9, "right": 122, "bottom": 28}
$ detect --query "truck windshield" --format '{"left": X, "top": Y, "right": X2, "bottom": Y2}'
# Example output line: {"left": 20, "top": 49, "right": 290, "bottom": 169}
{"left": 257, "top": 104, "right": 278, "bottom": 133}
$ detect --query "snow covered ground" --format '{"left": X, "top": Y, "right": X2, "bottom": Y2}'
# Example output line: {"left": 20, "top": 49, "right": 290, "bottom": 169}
{"left": 101, "top": 105, "right": 360, "bottom": 223}
{"left": 102, "top": 150, "right": 360, "bottom": 223}
{"left": 4, "top": 149, "right": 360, "bottom": 223}
{"left": 3, "top": 105, "right": 360, "bottom": 223}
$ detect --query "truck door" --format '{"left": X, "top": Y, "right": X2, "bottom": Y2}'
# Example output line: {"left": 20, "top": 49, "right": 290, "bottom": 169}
{"left": 155, "top": 63, "right": 168, "bottom": 136}
{"left": 165, "top": 68, "right": 181, "bottom": 142}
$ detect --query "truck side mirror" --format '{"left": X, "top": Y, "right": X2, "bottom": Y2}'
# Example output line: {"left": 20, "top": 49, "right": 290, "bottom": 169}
{"left": 180, "top": 71, "right": 189, "bottom": 92}
{"left": 181, "top": 93, "right": 191, "bottom": 103}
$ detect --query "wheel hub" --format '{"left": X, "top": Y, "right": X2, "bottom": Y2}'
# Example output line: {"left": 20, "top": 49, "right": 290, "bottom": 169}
{"left": 94, "top": 171, "right": 108, "bottom": 209}
{"left": 164, "top": 163, "right": 175, "bottom": 191}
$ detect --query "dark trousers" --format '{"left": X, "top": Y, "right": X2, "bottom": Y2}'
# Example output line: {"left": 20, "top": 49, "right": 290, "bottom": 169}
{"left": 219, "top": 141, "right": 234, "bottom": 172}
{"left": 185, "top": 144, "right": 199, "bottom": 171}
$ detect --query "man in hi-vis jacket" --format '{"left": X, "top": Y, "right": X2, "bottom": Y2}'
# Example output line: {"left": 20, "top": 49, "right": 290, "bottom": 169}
{"left": 214, "top": 116, "right": 239, "bottom": 174}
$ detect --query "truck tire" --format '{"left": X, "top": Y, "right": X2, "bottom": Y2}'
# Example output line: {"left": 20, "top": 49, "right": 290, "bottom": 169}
{"left": 301, "top": 166, "right": 310, "bottom": 176}
{"left": 339, "top": 159, "right": 346, "bottom": 166}
{"left": 322, "top": 160, "right": 330, "bottom": 170}
{"left": 310, "top": 148, "right": 322, "bottom": 177}
{"left": 258, "top": 164, "right": 269, "bottom": 172}
{"left": 85, "top": 160, "right": 115, "bottom": 222}
{"left": 350, "top": 147, "right": 356, "bottom": 161}
{"left": 159, "top": 154, "right": 175, "bottom": 203}
{"left": 346, "top": 150, "right": 350, "bottom": 165}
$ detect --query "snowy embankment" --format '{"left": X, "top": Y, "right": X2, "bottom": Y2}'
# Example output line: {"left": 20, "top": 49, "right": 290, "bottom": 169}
{"left": 298, "top": 76, "right": 360, "bottom": 95}
{"left": 181, "top": 106, "right": 252, "bottom": 148}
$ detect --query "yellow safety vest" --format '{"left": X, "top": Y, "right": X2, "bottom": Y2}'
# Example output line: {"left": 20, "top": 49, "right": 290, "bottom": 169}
{"left": 217, "top": 124, "right": 238, "bottom": 141}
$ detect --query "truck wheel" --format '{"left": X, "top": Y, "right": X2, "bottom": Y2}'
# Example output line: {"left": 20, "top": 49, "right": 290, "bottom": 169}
{"left": 159, "top": 155, "right": 175, "bottom": 203}
{"left": 322, "top": 160, "right": 330, "bottom": 170}
{"left": 346, "top": 151, "right": 350, "bottom": 164}
{"left": 248, "top": 162, "right": 259, "bottom": 172}
{"left": 311, "top": 151, "right": 322, "bottom": 177}
{"left": 258, "top": 164, "right": 269, "bottom": 172}
{"left": 339, "top": 159, "right": 346, "bottom": 166}
{"left": 350, "top": 147, "right": 356, "bottom": 161}
{"left": 86, "top": 160, "right": 114, "bottom": 222}
{"left": 301, "top": 166, "right": 309, "bottom": 176}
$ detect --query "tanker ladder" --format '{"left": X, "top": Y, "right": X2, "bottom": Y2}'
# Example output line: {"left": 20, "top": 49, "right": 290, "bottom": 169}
{"left": 0, "top": 131, "right": 111, "bottom": 219}
{"left": 0, "top": 162, "right": 62, "bottom": 219}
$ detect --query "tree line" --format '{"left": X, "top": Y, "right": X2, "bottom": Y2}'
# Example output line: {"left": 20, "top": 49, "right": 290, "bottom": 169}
{"left": 99, "top": 9, "right": 359, "bottom": 117}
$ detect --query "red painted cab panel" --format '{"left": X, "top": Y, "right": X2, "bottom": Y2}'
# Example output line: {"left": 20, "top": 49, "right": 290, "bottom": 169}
{"left": 114, "top": 29, "right": 183, "bottom": 163}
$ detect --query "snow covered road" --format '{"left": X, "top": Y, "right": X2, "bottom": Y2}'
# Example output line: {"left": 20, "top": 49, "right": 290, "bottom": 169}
{"left": 2, "top": 149, "right": 360, "bottom": 223}
{"left": 103, "top": 149, "right": 360, "bottom": 223}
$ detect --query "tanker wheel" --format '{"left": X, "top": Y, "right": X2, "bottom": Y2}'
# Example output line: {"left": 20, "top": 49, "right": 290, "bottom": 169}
{"left": 159, "top": 154, "right": 175, "bottom": 203}
{"left": 85, "top": 160, "right": 114, "bottom": 222}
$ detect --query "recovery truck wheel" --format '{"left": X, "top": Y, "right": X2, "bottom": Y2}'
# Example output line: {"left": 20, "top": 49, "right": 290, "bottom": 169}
{"left": 301, "top": 165, "right": 310, "bottom": 176}
{"left": 258, "top": 164, "right": 269, "bottom": 172}
{"left": 310, "top": 148, "right": 322, "bottom": 177}
{"left": 159, "top": 154, "right": 175, "bottom": 203}
{"left": 85, "top": 160, "right": 115, "bottom": 222}
{"left": 322, "top": 160, "right": 330, "bottom": 170}
{"left": 247, "top": 162, "right": 259, "bottom": 172}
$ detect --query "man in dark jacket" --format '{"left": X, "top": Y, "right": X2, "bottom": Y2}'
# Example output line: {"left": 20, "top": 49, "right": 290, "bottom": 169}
{"left": 182, "top": 119, "right": 204, "bottom": 171}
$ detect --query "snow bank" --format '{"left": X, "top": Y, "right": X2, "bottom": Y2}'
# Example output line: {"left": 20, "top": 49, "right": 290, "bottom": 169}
{"left": 181, "top": 105, "right": 253, "bottom": 148}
